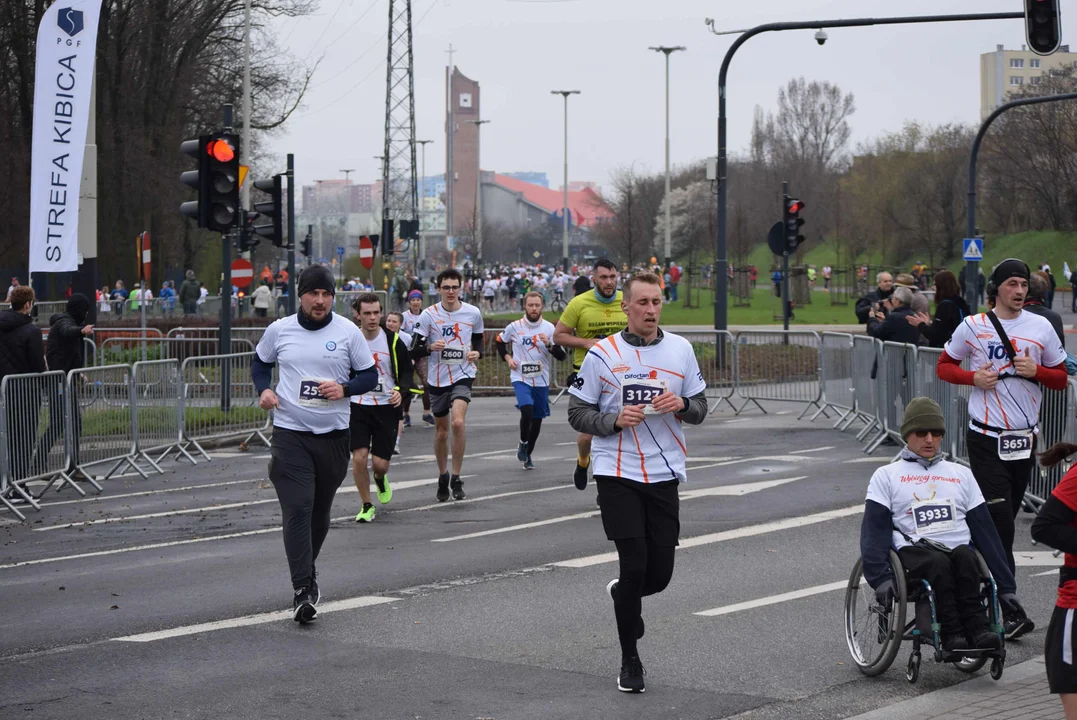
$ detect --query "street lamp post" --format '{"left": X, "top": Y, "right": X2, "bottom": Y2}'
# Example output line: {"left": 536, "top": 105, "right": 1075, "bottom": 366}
{"left": 416, "top": 139, "right": 433, "bottom": 278}
{"left": 551, "top": 90, "right": 580, "bottom": 271}
{"left": 467, "top": 120, "right": 489, "bottom": 266}
{"left": 649, "top": 46, "right": 685, "bottom": 271}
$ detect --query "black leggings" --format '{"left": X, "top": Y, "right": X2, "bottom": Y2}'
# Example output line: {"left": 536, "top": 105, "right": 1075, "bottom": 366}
{"left": 967, "top": 430, "right": 1037, "bottom": 575}
{"left": 518, "top": 405, "right": 543, "bottom": 455}
{"left": 613, "top": 537, "right": 675, "bottom": 660}
{"left": 268, "top": 427, "right": 350, "bottom": 590}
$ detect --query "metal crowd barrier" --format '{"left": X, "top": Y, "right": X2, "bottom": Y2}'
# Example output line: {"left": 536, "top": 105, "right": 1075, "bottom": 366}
{"left": 850, "top": 336, "right": 883, "bottom": 445}
{"left": 67, "top": 364, "right": 143, "bottom": 484}
{"left": 730, "top": 330, "right": 823, "bottom": 418}
{"left": 166, "top": 326, "right": 268, "bottom": 347}
{"left": 869, "top": 341, "right": 916, "bottom": 451}
{"left": 680, "top": 330, "right": 737, "bottom": 413}
{"left": 816, "top": 332, "right": 856, "bottom": 427}
{"left": 180, "top": 352, "right": 271, "bottom": 458}
{"left": 98, "top": 336, "right": 254, "bottom": 365}
{"left": 1027, "top": 380, "right": 1077, "bottom": 509}
{"left": 132, "top": 359, "right": 193, "bottom": 472}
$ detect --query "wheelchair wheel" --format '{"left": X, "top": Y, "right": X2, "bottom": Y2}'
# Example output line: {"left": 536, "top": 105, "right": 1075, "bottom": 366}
{"left": 955, "top": 656, "right": 988, "bottom": 674}
{"left": 845, "top": 550, "right": 907, "bottom": 676}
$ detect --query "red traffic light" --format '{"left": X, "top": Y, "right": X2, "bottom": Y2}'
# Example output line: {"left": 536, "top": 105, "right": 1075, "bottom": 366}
{"left": 787, "top": 200, "right": 804, "bottom": 214}
{"left": 207, "top": 138, "right": 236, "bottom": 162}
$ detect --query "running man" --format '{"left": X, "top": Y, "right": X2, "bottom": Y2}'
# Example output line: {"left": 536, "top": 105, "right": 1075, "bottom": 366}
{"left": 252, "top": 265, "right": 377, "bottom": 623}
{"left": 400, "top": 290, "right": 433, "bottom": 427}
{"left": 495, "top": 291, "right": 567, "bottom": 469}
{"left": 937, "top": 257, "right": 1068, "bottom": 638}
{"left": 410, "top": 269, "right": 484, "bottom": 501}
{"left": 350, "top": 294, "right": 416, "bottom": 523}
{"left": 554, "top": 258, "right": 627, "bottom": 490}
{"left": 568, "top": 270, "right": 707, "bottom": 693}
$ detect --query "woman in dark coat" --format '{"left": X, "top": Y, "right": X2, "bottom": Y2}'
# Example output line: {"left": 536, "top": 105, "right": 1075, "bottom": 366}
{"left": 906, "top": 269, "right": 971, "bottom": 348}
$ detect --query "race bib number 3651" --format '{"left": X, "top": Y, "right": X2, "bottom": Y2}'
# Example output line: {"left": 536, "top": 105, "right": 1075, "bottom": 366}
{"left": 998, "top": 430, "right": 1033, "bottom": 461}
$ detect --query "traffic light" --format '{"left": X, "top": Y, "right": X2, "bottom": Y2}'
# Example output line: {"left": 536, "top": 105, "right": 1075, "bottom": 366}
{"left": 252, "top": 174, "right": 283, "bottom": 247}
{"left": 381, "top": 219, "right": 395, "bottom": 255}
{"left": 399, "top": 219, "right": 419, "bottom": 240}
{"left": 180, "top": 135, "right": 211, "bottom": 227}
{"left": 300, "top": 226, "right": 312, "bottom": 258}
{"left": 237, "top": 212, "right": 260, "bottom": 253}
{"left": 205, "top": 133, "right": 240, "bottom": 233}
{"left": 783, "top": 196, "right": 805, "bottom": 251}
{"left": 1025, "top": 0, "right": 1062, "bottom": 55}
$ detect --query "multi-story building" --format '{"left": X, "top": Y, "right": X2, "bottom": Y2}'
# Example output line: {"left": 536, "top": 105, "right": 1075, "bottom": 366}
{"left": 301, "top": 179, "right": 377, "bottom": 214}
{"left": 446, "top": 67, "right": 481, "bottom": 243}
{"left": 504, "top": 171, "right": 549, "bottom": 188}
{"left": 980, "top": 43, "right": 1077, "bottom": 117}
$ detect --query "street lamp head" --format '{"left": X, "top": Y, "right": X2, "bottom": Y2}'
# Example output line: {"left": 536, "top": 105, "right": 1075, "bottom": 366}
{"left": 649, "top": 45, "right": 687, "bottom": 54}
{"left": 551, "top": 90, "right": 581, "bottom": 96}
{"left": 815, "top": 29, "right": 828, "bottom": 45}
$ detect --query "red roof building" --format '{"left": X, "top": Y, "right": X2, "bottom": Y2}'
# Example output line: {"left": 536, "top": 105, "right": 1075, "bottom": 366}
{"left": 490, "top": 174, "right": 613, "bottom": 228}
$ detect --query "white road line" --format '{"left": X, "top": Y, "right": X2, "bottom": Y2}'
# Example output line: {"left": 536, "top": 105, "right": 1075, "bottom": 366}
{"left": 0, "top": 478, "right": 264, "bottom": 515}
{"left": 554, "top": 441, "right": 577, "bottom": 446}
{"left": 551, "top": 504, "right": 864, "bottom": 568}
{"left": 788, "top": 446, "right": 835, "bottom": 455}
{"left": 844, "top": 456, "right": 893, "bottom": 463}
{"left": 776, "top": 410, "right": 793, "bottom": 415}
{"left": 433, "top": 476, "right": 809, "bottom": 543}
{"left": 397, "top": 484, "right": 565, "bottom": 513}
{"left": 112, "top": 595, "right": 399, "bottom": 643}
{"left": 723, "top": 419, "right": 750, "bottom": 424}
{"left": 1015, "top": 551, "right": 1064, "bottom": 567}
{"left": 686, "top": 455, "right": 817, "bottom": 473}
{"left": 694, "top": 579, "right": 852, "bottom": 617}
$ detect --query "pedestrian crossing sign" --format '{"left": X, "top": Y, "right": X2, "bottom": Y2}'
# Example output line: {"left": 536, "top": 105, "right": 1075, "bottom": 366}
{"left": 962, "top": 238, "right": 983, "bottom": 261}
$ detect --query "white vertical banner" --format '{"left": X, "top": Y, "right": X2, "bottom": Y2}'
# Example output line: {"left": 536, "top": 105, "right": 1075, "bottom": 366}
{"left": 28, "top": 0, "right": 104, "bottom": 273}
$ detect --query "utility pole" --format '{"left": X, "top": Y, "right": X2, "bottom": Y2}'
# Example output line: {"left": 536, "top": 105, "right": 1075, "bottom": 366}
{"left": 241, "top": 0, "right": 252, "bottom": 212}
{"left": 382, "top": 0, "right": 419, "bottom": 261}
{"left": 416, "top": 139, "right": 433, "bottom": 275}
{"left": 287, "top": 153, "right": 296, "bottom": 314}
{"left": 340, "top": 169, "right": 355, "bottom": 183}
{"left": 446, "top": 44, "right": 456, "bottom": 253}
{"left": 649, "top": 46, "right": 685, "bottom": 271}
{"left": 467, "top": 120, "right": 489, "bottom": 265}
{"left": 551, "top": 90, "right": 580, "bottom": 271}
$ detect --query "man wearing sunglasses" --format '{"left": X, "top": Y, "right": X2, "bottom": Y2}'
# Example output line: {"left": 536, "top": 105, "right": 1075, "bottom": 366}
{"left": 860, "top": 397, "right": 1025, "bottom": 653}
{"left": 410, "top": 269, "right": 484, "bottom": 501}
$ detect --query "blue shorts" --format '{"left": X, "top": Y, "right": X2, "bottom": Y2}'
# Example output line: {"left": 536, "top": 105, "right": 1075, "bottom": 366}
{"left": 512, "top": 382, "right": 550, "bottom": 419}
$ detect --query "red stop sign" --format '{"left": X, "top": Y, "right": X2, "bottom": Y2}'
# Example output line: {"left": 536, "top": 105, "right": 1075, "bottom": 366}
{"left": 359, "top": 236, "right": 374, "bottom": 270}
{"left": 231, "top": 258, "right": 254, "bottom": 288}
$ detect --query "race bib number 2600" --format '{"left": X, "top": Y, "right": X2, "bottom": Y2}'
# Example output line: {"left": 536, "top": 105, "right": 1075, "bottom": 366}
{"left": 441, "top": 347, "right": 466, "bottom": 366}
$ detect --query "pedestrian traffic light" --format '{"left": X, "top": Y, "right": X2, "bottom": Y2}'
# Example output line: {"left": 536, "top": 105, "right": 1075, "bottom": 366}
{"left": 252, "top": 174, "right": 283, "bottom": 247}
{"left": 180, "top": 135, "right": 211, "bottom": 227}
{"left": 399, "top": 219, "right": 419, "bottom": 240}
{"left": 300, "top": 228, "right": 312, "bottom": 258}
{"left": 1025, "top": 0, "right": 1062, "bottom": 55}
{"left": 381, "top": 219, "right": 395, "bottom": 255}
{"left": 783, "top": 196, "right": 805, "bottom": 251}
{"left": 205, "top": 133, "right": 240, "bottom": 233}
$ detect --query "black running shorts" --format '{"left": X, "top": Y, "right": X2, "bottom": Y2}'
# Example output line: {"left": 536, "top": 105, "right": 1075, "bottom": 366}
{"left": 595, "top": 475, "right": 680, "bottom": 547}
{"left": 1046, "top": 605, "right": 1077, "bottom": 693}
{"left": 427, "top": 379, "right": 473, "bottom": 418}
{"left": 349, "top": 403, "right": 399, "bottom": 459}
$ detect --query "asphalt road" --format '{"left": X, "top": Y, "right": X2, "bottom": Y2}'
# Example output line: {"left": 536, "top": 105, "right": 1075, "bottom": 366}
{"left": 0, "top": 396, "right": 1061, "bottom": 720}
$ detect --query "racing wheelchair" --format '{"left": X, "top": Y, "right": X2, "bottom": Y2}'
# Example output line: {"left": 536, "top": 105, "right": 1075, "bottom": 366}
{"left": 844, "top": 548, "right": 1006, "bottom": 683}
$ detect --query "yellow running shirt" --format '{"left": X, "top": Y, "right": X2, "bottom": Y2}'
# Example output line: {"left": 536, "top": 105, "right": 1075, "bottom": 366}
{"left": 559, "top": 290, "right": 627, "bottom": 370}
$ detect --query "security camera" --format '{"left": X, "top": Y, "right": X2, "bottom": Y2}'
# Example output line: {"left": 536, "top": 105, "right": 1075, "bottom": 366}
{"left": 815, "top": 29, "right": 828, "bottom": 46}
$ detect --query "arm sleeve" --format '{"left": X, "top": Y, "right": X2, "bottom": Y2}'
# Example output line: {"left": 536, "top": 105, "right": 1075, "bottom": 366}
{"left": 345, "top": 366, "right": 379, "bottom": 397}
{"left": 917, "top": 303, "right": 954, "bottom": 346}
{"left": 860, "top": 500, "right": 895, "bottom": 589}
{"left": 471, "top": 332, "right": 484, "bottom": 356}
{"left": 1036, "top": 363, "right": 1069, "bottom": 390}
{"left": 1031, "top": 495, "right": 1077, "bottom": 555}
{"left": 410, "top": 313, "right": 430, "bottom": 359}
{"left": 251, "top": 355, "right": 275, "bottom": 396}
{"left": 495, "top": 335, "right": 509, "bottom": 360}
{"left": 676, "top": 391, "right": 709, "bottom": 425}
{"left": 550, "top": 345, "right": 568, "bottom": 361}
{"left": 559, "top": 299, "right": 580, "bottom": 330}
{"left": 967, "top": 504, "right": 1016, "bottom": 595}
{"left": 56, "top": 318, "right": 83, "bottom": 340}
{"left": 567, "top": 393, "right": 620, "bottom": 437}
{"left": 937, "top": 351, "right": 975, "bottom": 385}
{"left": 676, "top": 343, "right": 709, "bottom": 425}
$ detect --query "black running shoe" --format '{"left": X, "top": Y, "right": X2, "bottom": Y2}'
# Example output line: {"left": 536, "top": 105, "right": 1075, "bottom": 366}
{"left": 941, "top": 633, "right": 969, "bottom": 653}
{"left": 969, "top": 628, "right": 1002, "bottom": 650}
{"left": 517, "top": 441, "right": 528, "bottom": 462}
{"left": 436, "top": 473, "right": 450, "bottom": 502}
{"left": 1004, "top": 616, "right": 1035, "bottom": 640}
{"left": 293, "top": 587, "right": 317, "bottom": 624}
{"left": 450, "top": 475, "right": 465, "bottom": 500}
{"left": 618, "top": 656, "right": 646, "bottom": 693}
{"left": 310, "top": 567, "right": 320, "bottom": 605}
{"left": 523, "top": 456, "right": 534, "bottom": 470}
{"left": 574, "top": 461, "right": 589, "bottom": 490}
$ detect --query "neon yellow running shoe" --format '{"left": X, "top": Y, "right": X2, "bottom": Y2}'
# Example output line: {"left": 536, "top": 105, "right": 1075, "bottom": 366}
{"left": 374, "top": 475, "right": 392, "bottom": 505}
{"left": 355, "top": 503, "right": 375, "bottom": 523}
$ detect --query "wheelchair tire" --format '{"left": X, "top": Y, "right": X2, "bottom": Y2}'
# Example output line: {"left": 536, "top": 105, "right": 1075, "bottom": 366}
{"left": 845, "top": 550, "right": 907, "bottom": 677}
{"left": 954, "top": 656, "right": 988, "bottom": 674}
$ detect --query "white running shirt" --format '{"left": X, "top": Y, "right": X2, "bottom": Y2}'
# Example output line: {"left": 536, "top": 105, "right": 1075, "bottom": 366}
{"left": 256, "top": 313, "right": 375, "bottom": 433}
{"left": 866, "top": 457, "right": 985, "bottom": 551}
{"left": 943, "top": 311, "right": 1067, "bottom": 437}
{"left": 414, "top": 301, "right": 485, "bottom": 387}
{"left": 352, "top": 328, "right": 395, "bottom": 407}
{"left": 497, "top": 317, "right": 558, "bottom": 387}
{"left": 569, "top": 331, "right": 706, "bottom": 484}
{"left": 401, "top": 310, "right": 422, "bottom": 336}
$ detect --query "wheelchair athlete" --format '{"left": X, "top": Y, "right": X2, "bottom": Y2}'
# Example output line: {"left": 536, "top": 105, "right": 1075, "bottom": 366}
{"left": 860, "top": 397, "right": 1030, "bottom": 653}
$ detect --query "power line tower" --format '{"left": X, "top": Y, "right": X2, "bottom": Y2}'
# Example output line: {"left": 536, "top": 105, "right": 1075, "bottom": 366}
{"left": 381, "top": 0, "right": 419, "bottom": 258}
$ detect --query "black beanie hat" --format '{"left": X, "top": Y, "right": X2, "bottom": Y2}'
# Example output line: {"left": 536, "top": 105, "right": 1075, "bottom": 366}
{"left": 66, "top": 293, "right": 90, "bottom": 324}
{"left": 297, "top": 265, "right": 336, "bottom": 297}
{"left": 990, "top": 258, "right": 1030, "bottom": 287}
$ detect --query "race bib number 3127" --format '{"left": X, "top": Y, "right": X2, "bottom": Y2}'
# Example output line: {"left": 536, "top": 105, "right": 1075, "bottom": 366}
{"left": 622, "top": 378, "right": 667, "bottom": 415}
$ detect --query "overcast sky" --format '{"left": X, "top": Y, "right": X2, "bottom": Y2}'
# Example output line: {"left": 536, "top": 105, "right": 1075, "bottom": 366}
{"left": 267, "top": 0, "right": 1068, "bottom": 194}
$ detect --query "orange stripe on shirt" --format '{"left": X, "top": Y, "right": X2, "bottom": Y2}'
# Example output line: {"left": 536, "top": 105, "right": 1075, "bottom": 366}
{"left": 630, "top": 426, "right": 649, "bottom": 483}
{"left": 1010, "top": 334, "right": 1045, "bottom": 350}
{"left": 609, "top": 334, "right": 623, "bottom": 359}
{"left": 663, "top": 417, "right": 687, "bottom": 453}
{"left": 594, "top": 342, "right": 613, "bottom": 360}
{"left": 635, "top": 348, "right": 686, "bottom": 379}
{"left": 992, "top": 388, "right": 1011, "bottom": 429}
{"left": 616, "top": 433, "right": 623, "bottom": 477}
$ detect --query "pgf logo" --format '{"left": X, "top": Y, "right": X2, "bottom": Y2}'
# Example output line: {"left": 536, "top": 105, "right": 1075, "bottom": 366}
{"left": 325, "top": 341, "right": 337, "bottom": 351}
{"left": 57, "top": 8, "right": 84, "bottom": 37}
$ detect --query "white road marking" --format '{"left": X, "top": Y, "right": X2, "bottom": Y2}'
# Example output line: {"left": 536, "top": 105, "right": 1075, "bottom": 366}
{"left": 844, "top": 456, "right": 892, "bottom": 463}
{"left": 554, "top": 441, "right": 577, "bottom": 446}
{"left": 1015, "top": 551, "right": 1064, "bottom": 567}
{"left": 788, "top": 446, "right": 835, "bottom": 455}
{"left": 0, "top": 478, "right": 264, "bottom": 515}
{"left": 686, "top": 455, "right": 817, "bottom": 473}
{"left": 694, "top": 579, "right": 852, "bottom": 617}
{"left": 551, "top": 504, "right": 864, "bottom": 568}
{"left": 723, "top": 419, "right": 750, "bottom": 424}
{"left": 397, "top": 484, "right": 565, "bottom": 513}
{"left": 433, "top": 476, "right": 809, "bottom": 543}
{"left": 776, "top": 410, "right": 793, "bottom": 416}
{"left": 112, "top": 595, "right": 399, "bottom": 643}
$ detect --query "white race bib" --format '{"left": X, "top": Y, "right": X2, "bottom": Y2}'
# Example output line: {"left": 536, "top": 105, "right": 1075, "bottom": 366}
{"left": 998, "top": 429, "right": 1033, "bottom": 461}
{"left": 911, "top": 498, "right": 956, "bottom": 535}
{"left": 622, "top": 377, "right": 668, "bottom": 415}
{"left": 298, "top": 377, "right": 331, "bottom": 407}
{"left": 520, "top": 362, "right": 542, "bottom": 378}
{"left": 441, "top": 347, "right": 466, "bottom": 365}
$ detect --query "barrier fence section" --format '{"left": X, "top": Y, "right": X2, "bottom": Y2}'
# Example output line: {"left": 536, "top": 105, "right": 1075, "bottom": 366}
{"left": 98, "top": 336, "right": 255, "bottom": 365}
{"left": 873, "top": 341, "right": 917, "bottom": 450}
{"left": 817, "top": 332, "right": 855, "bottom": 427}
{"left": 680, "top": 330, "right": 736, "bottom": 413}
{"left": 1027, "top": 380, "right": 1077, "bottom": 508}
{"left": 0, "top": 371, "right": 79, "bottom": 519}
{"left": 180, "top": 352, "right": 271, "bottom": 458}
{"left": 67, "top": 364, "right": 142, "bottom": 484}
{"left": 166, "top": 326, "right": 268, "bottom": 347}
{"left": 132, "top": 359, "right": 192, "bottom": 472}
{"left": 850, "top": 336, "right": 883, "bottom": 447}
{"left": 731, "top": 330, "right": 823, "bottom": 418}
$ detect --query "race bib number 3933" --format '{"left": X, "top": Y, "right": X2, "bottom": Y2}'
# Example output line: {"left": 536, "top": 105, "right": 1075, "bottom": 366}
{"left": 911, "top": 499, "right": 956, "bottom": 534}
{"left": 622, "top": 378, "right": 667, "bottom": 415}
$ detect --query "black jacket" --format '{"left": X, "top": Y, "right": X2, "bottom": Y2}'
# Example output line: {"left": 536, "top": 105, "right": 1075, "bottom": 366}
{"left": 0, "top": 310, "right": 45, "bottom": 380}
{"left": 916, "top": 296, "right": 971, "bottom": 349}
{"left": 1023, "top": 300, "right": 1065, "bottom": 346}
{"left": 867, "top": 305, "right": 920, "bottom": 345}
{"left": 46, "top": 312, "right": 87, "bottom": 374}
{"left": 854, "top": 287, "right": 894, "bottom": 324}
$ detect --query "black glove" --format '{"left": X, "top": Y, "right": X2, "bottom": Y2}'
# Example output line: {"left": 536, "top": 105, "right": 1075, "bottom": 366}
{"left": 874, "top": 579, "right": 896, "bottom": 607}
{"left": 1000, "top": 593, "right": 1026, "bottom": 618}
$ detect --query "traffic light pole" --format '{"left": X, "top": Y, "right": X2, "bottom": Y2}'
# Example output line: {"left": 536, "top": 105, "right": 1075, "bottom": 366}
{"left": 713, "top": 11, "right": 1023, "bottom": 332}
{"left": 965, "top": 91, "right": 1077, "bottom": 312}
{"left": 287, "top": 153, "right": 297, "bottom": 314}
{"left": 220, "top": 105, "right": 234, "bottom": 411}
{"left": 780, "top": 181, "right": 790, "bottom": 338}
